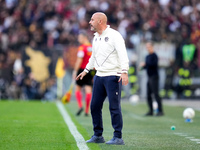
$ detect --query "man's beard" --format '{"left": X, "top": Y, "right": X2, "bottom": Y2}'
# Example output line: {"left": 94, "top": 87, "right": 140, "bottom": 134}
{"left": 90, "top": 25, "right": 96, "bottom": 32}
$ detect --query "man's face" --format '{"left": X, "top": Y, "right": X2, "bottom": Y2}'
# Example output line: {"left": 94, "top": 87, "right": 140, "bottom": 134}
{"left": 146, "top": 43, "right": 153, "bottom": 53}
{"left": 78, "top": 34, "right": 84, "bottom": 44}
{"left": 89, "top": 14, "right": 98, "bottom": 32}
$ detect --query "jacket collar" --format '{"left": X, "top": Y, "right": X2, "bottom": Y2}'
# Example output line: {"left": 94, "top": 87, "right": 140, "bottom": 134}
{"left": 94, "top": 25, "right": 110, "bottom": 36}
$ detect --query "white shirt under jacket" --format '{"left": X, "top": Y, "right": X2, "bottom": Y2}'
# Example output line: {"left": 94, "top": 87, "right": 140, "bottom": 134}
{"left": 84, "top": 25, "right": 129, "bottom": 77}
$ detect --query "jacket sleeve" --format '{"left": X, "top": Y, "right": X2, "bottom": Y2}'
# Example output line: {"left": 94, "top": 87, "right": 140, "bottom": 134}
{"left": 114, "top": 32, "right": 129, "bottom": 73}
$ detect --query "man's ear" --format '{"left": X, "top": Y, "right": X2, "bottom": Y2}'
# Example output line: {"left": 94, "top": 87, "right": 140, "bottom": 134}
{"left": 98, "top": 20, "right": 101, "bottom": 24}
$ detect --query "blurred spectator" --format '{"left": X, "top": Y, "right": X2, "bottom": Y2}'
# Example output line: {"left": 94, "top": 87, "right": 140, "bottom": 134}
{"left": 43, "top": 76, "right": 57, "bottom": 101}
{"left": 0, "top": 0, "right": 200, "bottom": 100}
{"left": 0, "top": 50, "right": 13, "bottom": 99}
{"left": 22, "top": 73, "right": 41, "bottom": 100}
{"left": 0, "top": 0, "right": 199, "bottom": 49}
{"left": 7, "top": 80, "right": 21, "bottom": 99}
{"left": 12, "top": 52, "right": 25, "bottom": 98}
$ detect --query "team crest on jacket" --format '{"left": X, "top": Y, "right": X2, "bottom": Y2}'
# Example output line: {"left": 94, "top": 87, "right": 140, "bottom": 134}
{"left": 105, "top": 37, "right": 109, "bottom": 42}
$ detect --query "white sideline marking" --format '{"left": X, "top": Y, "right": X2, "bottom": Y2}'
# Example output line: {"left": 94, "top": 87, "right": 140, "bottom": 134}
{"left": 179, "top": 134, "right": 188, "bottom": 136}
{"left": 174, "top": 133, "right": 187, "bottom": 136}
{"left": 190, "top": 139, "right": 200, "bottom": 142}
{"left": 174, "top": 133, "right": 187, "bottom": 137}
{"left": 56, "top": 101, "right": 89, "bottom": 150}
{"left": 174, "top": 133, "right": 183, "bottom": 135}
{"left": 185, "top": 137, "right": 195, "bottom": 139}
{"left": 129, "top": 113, "right": 145, "bottom": 120}
{"left": 174, "top": 133, "right": 200, "bottom": 145}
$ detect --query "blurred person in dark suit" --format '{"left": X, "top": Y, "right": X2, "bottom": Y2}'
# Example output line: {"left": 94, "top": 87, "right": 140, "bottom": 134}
{"left": 140, "top": 42, "right": 164, "bottom": 116}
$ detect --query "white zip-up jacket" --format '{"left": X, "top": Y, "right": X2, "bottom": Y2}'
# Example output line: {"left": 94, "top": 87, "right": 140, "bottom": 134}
{"left": 84, "top": 25, "right": 129, "bottom": 77}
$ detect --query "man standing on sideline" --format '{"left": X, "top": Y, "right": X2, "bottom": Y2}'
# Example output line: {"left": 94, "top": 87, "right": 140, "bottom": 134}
{"left": 140, "top": 42, "right": 164, "bottom": 116}
{"left": 76, "top": 12, "right": 129, "bottom": 145}
{"left": 72, "top": 31, "right": 93, "bottom": 116}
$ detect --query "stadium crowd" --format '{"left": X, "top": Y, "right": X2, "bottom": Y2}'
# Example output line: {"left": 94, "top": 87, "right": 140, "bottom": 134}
{"left": 0, "top": 0, "right": 200, "bottom": 100}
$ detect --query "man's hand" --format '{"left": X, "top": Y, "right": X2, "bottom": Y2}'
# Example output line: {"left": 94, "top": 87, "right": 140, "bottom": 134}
{"left": 118, "top": 73, "right": 129, "bottom": 85}
{"left": 76, "top": 71, "right": 87, "bottom": 80}
{"left": 72, "top": 70, "right": 77, "bottom": 80}
{"left": 140, "top": 62, "right": 145, "bottom": 67}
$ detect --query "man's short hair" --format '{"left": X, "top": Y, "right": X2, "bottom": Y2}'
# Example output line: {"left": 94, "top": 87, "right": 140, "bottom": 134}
{"left": 146, "top": 40, "right": 154, "bottom": 46}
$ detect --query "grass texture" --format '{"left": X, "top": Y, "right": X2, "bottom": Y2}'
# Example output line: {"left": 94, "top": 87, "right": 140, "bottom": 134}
{"left": 0, "top": 100, "right": 200, "bottom": 150}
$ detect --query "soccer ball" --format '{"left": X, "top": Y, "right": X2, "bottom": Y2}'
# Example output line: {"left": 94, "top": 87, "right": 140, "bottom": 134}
{"left": 129, "top": 95, "right": 139, "bottom": 105}
{"left": 183, "top": 108, "right": 195, "bottom": 119}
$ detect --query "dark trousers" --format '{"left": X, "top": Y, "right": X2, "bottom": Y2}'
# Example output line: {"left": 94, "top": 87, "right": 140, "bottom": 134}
{"left": 91, "top": 75, "right": 123, "bottom": 138}
{"left": 147, "top": 76, "right": 163, "bottom": 113}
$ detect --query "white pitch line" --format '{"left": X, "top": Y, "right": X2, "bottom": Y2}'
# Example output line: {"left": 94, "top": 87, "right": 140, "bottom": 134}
{"left": 174, "top": 133, "right": 188, "bottom": 136}
{"left": 190, "top": 139, "right": 200, "bottom": 142}
{"left": 179, "top": 134, "right": 188, "bottom": 136}
{"left": 174, "top": 133, "right": 186, "bottom": 135}
{"left": 56, "top": 101, "right": 89, "bottom": 150}
{"left": 174, "top": 133, "right": 200, "bottom": 145}
{"left": 174, "top": 133, "right": 183, "bottom": 135}
{"left": 185, "top": 137, "right": 195, "bottom": 139}
{"left": 129, "top": 113, "right": 145, "bottom": 120}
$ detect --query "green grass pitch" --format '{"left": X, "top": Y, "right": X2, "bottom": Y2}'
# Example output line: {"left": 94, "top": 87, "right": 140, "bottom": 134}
{"left": 0, "top": 100, "right": 199, "bottom": 150}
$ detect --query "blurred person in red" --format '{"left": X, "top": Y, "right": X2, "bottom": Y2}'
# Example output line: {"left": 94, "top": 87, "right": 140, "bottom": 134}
{"left": 72, "top": 31, "right": 93, "bottom": 116}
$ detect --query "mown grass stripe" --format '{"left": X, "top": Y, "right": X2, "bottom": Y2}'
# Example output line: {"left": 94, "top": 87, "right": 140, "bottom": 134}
{"left": 56, "top": 101, "right": 89, "bottom": 150}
